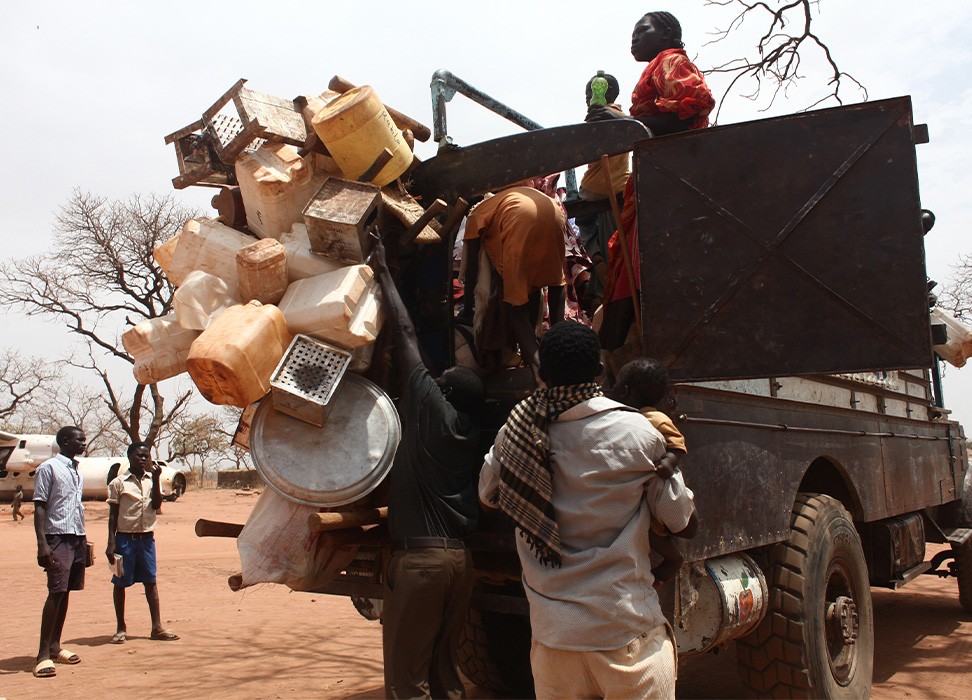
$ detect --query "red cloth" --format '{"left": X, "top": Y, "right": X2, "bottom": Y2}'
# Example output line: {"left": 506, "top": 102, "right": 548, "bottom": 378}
{"left": 629, "top": 48, "right": 715, "bottom": 130}
{"left": 605, "top": 49, "right": 714, "bottom": 303}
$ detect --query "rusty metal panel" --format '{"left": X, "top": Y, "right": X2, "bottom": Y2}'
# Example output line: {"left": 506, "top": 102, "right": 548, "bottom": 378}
{"left": 635, "top": 97, "right": 931, "bottom": 381}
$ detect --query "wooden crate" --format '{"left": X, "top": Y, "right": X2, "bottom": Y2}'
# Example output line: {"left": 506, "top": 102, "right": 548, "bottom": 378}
{"left": 303, "top": 177, "right": 382, "bottom": 264}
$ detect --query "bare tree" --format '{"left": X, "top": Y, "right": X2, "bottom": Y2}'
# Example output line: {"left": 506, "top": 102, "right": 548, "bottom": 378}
{"left": 165, "top": 412, "right": 231, "bottom": 483}
{"left": 939, "top": 255, "right": 972, "bottom": 320}
{"left": 2, "top": 379, "right": 127, "bottom": 456}
{"left": 703, "top": 0, "right": 867, "bottom": 120}
{"left": 0, "top": 349, "right": 60, "bottom": 421}
{"left": 0, "top": 191, "right": 198, "bottom": 445}
{"left": 220, "top": 406, "right": 254, "bottom": 470}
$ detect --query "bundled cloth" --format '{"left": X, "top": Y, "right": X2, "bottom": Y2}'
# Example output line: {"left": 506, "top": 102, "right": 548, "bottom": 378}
{"left": 237, "top": 489, "right": 358, "bottom": 591}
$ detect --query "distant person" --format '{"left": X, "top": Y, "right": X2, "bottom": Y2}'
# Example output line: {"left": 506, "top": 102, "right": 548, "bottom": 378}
{"left": 479, "top": 323, "right": 697, "bottom": 699}
{"left": 32, "top": 426, "right": 88, "bottom": 679}
{"left": 105, "top": 441, "right": 179, "bottom": 644}
{"left": 371, "top": 234, "right": 485, "bottom": 699}
{"left": 607, "top": 357, "right": 697, "bottom": 586}
{"left": 13, "top": 484, "right": 26, "bottom": 522}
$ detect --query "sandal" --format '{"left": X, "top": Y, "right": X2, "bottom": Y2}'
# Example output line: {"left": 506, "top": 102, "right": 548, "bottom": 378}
{"left": 53, "top": 649, "right": 81, "bottom": 664}
{"left": 110, "top": 632, "right": 127, "bottom": 644}
{"left": 33, "top": 659, "right": 56, "bottom": 678}
{"left": 150, "top": 630, "right": 179, "bottom": 641}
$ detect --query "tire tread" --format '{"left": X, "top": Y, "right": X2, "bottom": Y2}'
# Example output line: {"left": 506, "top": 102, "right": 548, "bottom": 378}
{"left": 736, "top": 493, "right": 871, "bottom": 698}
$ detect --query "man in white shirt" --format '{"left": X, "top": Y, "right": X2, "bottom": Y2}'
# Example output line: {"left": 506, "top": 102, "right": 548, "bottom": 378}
{"left": 479, "top": 322, "right": 697, "bottom": 699}
{"left": 32, "top": 426, "right": 88, "bottom": 679}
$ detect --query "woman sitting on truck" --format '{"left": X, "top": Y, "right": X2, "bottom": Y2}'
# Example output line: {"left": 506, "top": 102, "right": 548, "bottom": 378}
{"left": 588, "top": 11, "right": 715, "bottom": 350}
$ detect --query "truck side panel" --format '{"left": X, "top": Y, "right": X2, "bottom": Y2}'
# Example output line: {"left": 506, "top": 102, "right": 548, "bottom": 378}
{"left": 677, "top": 383, "right": 960, "bottom": 561}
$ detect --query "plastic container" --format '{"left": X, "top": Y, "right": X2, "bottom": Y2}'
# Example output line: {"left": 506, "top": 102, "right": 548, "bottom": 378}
{"left": 311, "top": 86, "right": 413, "bottom": 187}
{"left": 931, "top": 307, "right": 972, "bottom": 368}
{"left": 153, "top": 235, "right": 180, "bottom": 280}
{"left": 186, "top": 301, "right": 293, "bottom": 407}
{"left": 173, "top": 270, "right": 240, "bottom": 330}
{"left": 235, "top": 143, "right": 323, "bottom": 240}
{"left": 277, "top": 264, "right": 383, "bottom": 349}
{"left": 279, "top": 223, "right": 343, "bottom": 282}
{"left": 166, "top": 217, "right": 255, "bottom": 291}
{"left": 122, "top": 313, "right": 200, "bottom": 385}
{"left": 237, "top": 238, "right": 289, "bottom": 304}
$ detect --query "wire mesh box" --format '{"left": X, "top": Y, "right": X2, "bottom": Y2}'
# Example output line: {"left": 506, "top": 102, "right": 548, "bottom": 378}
{"left": 269, "top": 335, "right": 352, "bottom": 426}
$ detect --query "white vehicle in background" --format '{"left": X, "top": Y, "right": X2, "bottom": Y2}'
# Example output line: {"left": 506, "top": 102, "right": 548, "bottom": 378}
{"left": 0, "top": 431, "right": 189, "bottom": 501}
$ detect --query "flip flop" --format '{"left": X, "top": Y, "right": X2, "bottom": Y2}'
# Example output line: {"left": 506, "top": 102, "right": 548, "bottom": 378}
{"left": 33, "top": 659, "right": 56, "bottom": 678}
{"left": 110, "top": 632, "right": 127, "bottom": 644}
{"left": 150, "top": 630, "right": 179, "bottom": 641}
{"left": 53, "top": 649, "right": 81, "bottom": 664}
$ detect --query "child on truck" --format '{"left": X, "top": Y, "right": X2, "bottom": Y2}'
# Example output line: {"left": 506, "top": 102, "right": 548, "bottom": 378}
{"left": 607, "top": 357, "right": 693, "bottom": 586}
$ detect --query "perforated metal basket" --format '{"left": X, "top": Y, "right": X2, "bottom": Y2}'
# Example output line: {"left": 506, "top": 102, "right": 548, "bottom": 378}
{"left": 269, "top": 335, "right": 352, "bottom": 426}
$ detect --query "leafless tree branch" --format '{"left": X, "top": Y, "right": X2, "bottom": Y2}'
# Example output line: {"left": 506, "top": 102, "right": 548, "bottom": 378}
{"left": 0, "top": 350, "right": 61, "bottom": 421}
{"left": 0, "top": 191, "right": 200, "bottom": 445}
{"left": 703, "top": 0, "right": 867, "bottom": 121}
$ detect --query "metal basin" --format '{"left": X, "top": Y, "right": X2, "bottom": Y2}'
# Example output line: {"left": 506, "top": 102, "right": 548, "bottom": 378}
{"left": 250, "top": 373, "right": 400, "bottom": 507}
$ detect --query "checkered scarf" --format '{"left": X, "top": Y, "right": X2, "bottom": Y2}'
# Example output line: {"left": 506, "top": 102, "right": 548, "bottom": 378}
{"left": 498, "top": 382, "right": 603, "bottom": 566}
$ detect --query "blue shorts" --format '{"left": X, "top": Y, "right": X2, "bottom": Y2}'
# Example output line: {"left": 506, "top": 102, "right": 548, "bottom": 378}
{"left": 112, "top": 532, "right": 157, "bottom": 587}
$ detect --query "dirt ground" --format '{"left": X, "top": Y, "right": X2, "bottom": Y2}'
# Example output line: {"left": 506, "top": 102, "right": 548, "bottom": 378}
{"left": 1, "top": 489, "right": 971, "bottom": 700}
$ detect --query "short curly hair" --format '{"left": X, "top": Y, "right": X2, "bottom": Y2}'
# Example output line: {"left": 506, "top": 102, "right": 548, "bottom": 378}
{"left": 615, "top": 357, "right": 669, "bottom": 407}
{"left": 585, "top": 72, "right": 621, "bottom": 105}
{"left": 539, "top": 322, "right": 601, "bottom": 387}
{"left": 55, "top": 426, "right": 83, "bottom": 449}
{"left": 439, "top": 365, "right": 485, "bottom": 414}
{"left": 127, "top": 440, "right": 151, "bottom": 458}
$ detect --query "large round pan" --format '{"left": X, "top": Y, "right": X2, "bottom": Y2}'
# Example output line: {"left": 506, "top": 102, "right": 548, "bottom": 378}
{"left": 250, "top": 373, "right": 400, "bottom": 507}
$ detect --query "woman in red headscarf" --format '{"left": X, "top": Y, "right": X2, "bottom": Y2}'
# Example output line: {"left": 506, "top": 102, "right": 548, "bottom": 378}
{"left": 588, "top": 11, "right": 715, "bottom": 350}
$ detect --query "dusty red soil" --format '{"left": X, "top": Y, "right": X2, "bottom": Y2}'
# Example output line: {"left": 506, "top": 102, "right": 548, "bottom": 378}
{"left": 1, "top": 489, "right": 970, "bottom": 699}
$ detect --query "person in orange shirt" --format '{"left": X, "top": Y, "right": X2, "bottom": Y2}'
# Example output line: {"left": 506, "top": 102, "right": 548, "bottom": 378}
{"left": 461, "top": 181, "right": 567, "bottom": 378}
{"left": 588, "top": 11, "right": 715, "bottom": 350}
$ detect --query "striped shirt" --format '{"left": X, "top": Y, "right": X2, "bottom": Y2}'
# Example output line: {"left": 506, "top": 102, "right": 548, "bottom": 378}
{"left": 33, "top": 453, "right": 86, "bottom": 535}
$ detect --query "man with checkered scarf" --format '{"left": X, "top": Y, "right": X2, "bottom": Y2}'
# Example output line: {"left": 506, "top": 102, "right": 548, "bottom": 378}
{"left": 479, "top": 321, "right": 697, "bottom": 698}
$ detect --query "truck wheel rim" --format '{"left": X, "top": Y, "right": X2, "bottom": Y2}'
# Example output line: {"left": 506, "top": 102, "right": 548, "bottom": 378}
{"left": 824, "top": 557, "right": 860, "bottom": 685}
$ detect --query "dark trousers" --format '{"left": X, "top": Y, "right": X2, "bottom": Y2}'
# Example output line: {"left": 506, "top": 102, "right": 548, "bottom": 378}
{"left": 382, "top": 546, "right": 473, "bottom": 699}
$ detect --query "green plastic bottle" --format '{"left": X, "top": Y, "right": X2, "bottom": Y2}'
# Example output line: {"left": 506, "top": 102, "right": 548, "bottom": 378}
{"left": 589, "top": 70, "right": 609, "bottom": 107}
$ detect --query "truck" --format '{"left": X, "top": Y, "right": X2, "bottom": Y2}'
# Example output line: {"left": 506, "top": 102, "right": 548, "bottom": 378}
{"left": 306, "top": 83, "right": 971, "bottom": 699}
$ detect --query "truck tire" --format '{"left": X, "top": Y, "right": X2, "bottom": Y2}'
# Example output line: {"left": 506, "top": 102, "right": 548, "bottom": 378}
{"left": 736, "top": 493, "right": 873, "bottom": 698}
{"left": 954, "top": 539, "right": 972, "bottom": 613}
{"left": 457, "top": 608, "right": 534, "bottom": 697}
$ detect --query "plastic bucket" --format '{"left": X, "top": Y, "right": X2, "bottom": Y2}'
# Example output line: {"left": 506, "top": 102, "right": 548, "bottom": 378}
{"left": 311, "top": 86, "right": 413, "bottom": 187}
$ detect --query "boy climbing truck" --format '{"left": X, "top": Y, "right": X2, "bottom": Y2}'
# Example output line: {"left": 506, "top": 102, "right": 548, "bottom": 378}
{"left": 317, "top": 95, "right": 972, "bottom": 699}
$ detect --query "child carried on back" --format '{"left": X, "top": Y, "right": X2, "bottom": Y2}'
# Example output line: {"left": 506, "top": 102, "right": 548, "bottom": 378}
{"left": 608, "top": 357, "right": 695, "bottom": 586}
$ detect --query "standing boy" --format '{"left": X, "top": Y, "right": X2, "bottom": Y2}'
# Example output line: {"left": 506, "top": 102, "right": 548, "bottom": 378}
{"left": 33, "top": 426, "right": 87, "bottom": 679}
{"left": 105, "top": 441, "right": 179, "bottom": 644}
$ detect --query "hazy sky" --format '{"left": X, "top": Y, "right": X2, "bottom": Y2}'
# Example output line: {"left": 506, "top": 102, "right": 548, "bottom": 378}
{"left": 3, "top": 0, "right": 972, "bottom": 426}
